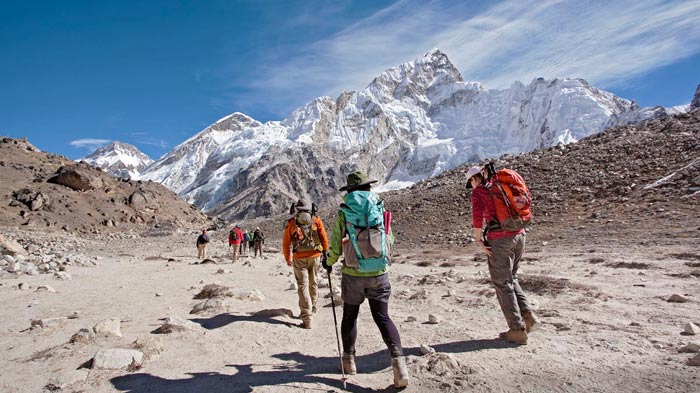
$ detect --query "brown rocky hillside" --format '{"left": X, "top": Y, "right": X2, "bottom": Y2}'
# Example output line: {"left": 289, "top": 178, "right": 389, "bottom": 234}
{"left": 0, "top": 137, "right": 211, "bottom": 237}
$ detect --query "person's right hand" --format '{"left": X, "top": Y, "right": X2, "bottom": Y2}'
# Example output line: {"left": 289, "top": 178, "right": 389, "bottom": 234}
{"left": 286, "top": 259, "right": 292, "bottom": 267}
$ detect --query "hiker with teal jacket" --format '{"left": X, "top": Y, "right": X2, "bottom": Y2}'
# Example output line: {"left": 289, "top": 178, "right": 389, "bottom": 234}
{"left": 322, "top": 171, "right": 409, "bottom": 389}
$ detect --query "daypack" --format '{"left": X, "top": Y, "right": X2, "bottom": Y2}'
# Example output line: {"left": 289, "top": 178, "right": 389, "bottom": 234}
{"left": 253, "top": 229, "right": 264, "bottom": 242}
{"left": 290, "top": 212, "right": 321, "bottom": 253}
{"left": 485, "top": 163, "right": 532, "bottom": 231}
{"left": 243, "top": 232, "right": 250, "bottom": 242}
{"left": 340, "top": 191, "right": 389, "bottom": 273}
{"left": 229, "top": 229, "right": 240, "bottom": 242}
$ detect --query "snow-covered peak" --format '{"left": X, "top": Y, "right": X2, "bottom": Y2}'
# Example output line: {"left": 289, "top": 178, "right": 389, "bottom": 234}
{"left": 691, "top": 84, "right": 700, "bottom": 112}
{"left": 81, "top": 141, "right": 153, "bottom": 179}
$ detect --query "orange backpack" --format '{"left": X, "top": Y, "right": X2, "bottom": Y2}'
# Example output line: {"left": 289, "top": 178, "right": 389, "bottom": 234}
{"left": 486, "top": 164, "right": 532, "bottom": 231}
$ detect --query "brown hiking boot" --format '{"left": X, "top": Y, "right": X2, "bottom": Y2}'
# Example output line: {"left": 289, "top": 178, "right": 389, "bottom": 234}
{"left": 342, "top": 353, "right": 357, "bottom": 375}
{"left": 499, "top": 328, "right": 528, "bottom": 345}
{"left": 392, "top": 356, "right": 410, "bottom": 388}
{"left": 302, "top": 319, "right": 312, "bottom": 329}
{"left": 522, "top": 309, "right": 540, "bottom": 333}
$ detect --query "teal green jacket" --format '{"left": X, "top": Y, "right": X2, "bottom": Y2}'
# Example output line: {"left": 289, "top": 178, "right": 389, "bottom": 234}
{"left": 327, "top": 193, "right": 394, "bottom": 277}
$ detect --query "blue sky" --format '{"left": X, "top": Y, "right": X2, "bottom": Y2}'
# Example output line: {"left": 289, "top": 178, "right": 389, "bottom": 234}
{"left": 1, "top": 0, "right": 699, "bottom": 160}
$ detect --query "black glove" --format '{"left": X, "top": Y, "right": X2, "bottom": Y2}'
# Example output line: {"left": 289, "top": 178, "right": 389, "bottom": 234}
{"left": 321, "top": 251, "right": 331, "bottom": 273}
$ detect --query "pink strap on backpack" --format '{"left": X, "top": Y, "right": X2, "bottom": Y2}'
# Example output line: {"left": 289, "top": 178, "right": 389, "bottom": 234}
{"left": 383, "top": 211, "right": 392, "bottom": 234}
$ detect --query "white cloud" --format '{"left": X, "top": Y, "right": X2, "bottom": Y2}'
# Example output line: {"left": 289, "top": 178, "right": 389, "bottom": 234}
{"left": 234, "top": 0, "right": 700, "bottom": 115}
{"left": 69, "top": 138, "right": 111, "bottom": 150}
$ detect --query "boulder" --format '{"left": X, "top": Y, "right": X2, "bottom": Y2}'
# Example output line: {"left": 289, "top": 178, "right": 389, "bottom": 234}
{"left": 69, "top": 328, "right": 96, "bottom": 344}
{"left": 45, "top": 370, "right": 89, "bottom": 390}
{"left": 11, "top": 189, "right": 50, "bottom": 211}
{"left": 667, "top": 294, "right": 688, "bottom": 303}
{"left": 0, "top": 234, "right": 28, "bottom": 256}
{"left": 679, "top": 342, "right": 700, "bottom": 353}
{"left": 47, "top": 165, "right": 101, "bottom": 191}
{"left": 684, "top": 322, "right": 700, "bottom": 336}
{"left": 688, "top": 353, "right": 700, "bottom": 367}
{"left": 190, "top": 299, "right": 227, "bottom": 315}
{"left": 91, "top": 348, "right": 144, "bottom": 370}
{"left": 152, "top": 316, "right": 199, "bottom": 333}
{"left": 93, "top": 318, "right": 122, "bottom": 337}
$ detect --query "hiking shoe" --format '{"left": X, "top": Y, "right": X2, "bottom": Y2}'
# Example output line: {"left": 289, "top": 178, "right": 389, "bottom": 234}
{"left": 522, "top": 309, "right": 540, "bottom": 333}
{"left": 312, "top": 306, "right": 317, "bottom": 314}
{"left": 342, "top": 353, "right": 357, "bottom": 375}
{"left": 302, "top": 319, "right": 312, "bottom": 329}
{"left": 499, "top": 328, "right": 528, "bottom": 345}
{"left": 391, "top": 356, "right": 409, "bottom": 388}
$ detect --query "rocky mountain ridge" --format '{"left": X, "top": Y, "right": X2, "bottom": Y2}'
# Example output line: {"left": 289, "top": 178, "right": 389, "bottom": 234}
{"left": 0, "top": 137, "right": 210, "bottom": 237}
{"left": 139, "top": 49, "right": 685, "bottom": 220}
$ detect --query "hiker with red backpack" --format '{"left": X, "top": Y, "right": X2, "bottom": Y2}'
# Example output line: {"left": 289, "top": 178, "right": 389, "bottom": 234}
{"left": 228, "top": 225, "right": 244, "bottom": 263}
{"left": 466, "top": 163, "right": 540, "bottom": 345}
{"left": 282, "top": 199, "right": 329, "bottom": 329}
{"left": 322, "top": 171, "right": 409, "bottom": 389}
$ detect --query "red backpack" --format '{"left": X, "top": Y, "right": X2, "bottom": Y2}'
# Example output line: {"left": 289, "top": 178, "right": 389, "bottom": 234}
{"left": 486, "top": 164, "right": 532, "bottom": 231}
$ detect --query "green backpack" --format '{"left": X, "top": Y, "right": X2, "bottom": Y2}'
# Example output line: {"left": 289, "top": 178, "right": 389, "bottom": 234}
{"left": 340, "top": 191, "right": 388, "bottom": 272}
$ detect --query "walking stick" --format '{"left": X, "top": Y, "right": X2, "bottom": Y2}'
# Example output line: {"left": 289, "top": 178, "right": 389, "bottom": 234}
{"left": 327, "top": 271, "right": 347, "bottom": 390}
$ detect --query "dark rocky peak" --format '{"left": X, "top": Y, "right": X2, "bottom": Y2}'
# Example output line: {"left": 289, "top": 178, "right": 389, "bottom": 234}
{"left": 691, "top": 84, "right": 700, "bottom": 112}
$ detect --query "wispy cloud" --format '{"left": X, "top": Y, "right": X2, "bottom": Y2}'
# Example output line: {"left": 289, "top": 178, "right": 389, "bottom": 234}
{"left": 229, "top": 0, "right": 700, "bottom": 117}
{"left": 69, "top": 138, "right": 111, "bottom": 150}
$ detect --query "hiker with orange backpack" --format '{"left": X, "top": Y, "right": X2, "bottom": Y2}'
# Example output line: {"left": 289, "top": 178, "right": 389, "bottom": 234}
{"left": 322, "top": 171, "right": 409, "bottom": 389}
{"left": 466, "top": 163, "right": 539, "bottom": 345}
{"left": 282, "top": 199, "right": 328, "bottom": 329}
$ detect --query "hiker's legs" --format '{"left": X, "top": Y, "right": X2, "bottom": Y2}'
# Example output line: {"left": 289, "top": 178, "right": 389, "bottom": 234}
{"left": 341, "top": 303, "right": 360, "bottom": 355}
{"left": 232, "top": 246, "right": 239, "bottom": 263}
{"left": 293, "top": 258, "right": 313, "bottom": 322}
{"left": 510, "top": 234, "right": 531, "bottom": 312}
{"left": 488, "top": 236, "right": 525, "bottom": 330}
{"left": 307, "top": 257, "right": 320, "bottom": 312}
{"left": 368, "top": 299, "right": 403, "bottom": 357}
{"left": 197, "top": 244, "right": 205, "bottom": 259}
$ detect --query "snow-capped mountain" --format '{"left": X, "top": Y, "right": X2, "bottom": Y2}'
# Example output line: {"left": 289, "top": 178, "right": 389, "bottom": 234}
{"left": 81, "top": 141, "right": 153, "bottom": 180}
{"left": 140, "top": 49, "right": 682, "bottom": 220}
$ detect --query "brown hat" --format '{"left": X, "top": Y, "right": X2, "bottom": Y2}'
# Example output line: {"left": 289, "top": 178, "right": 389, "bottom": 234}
{"left": 295, "top": 198, "right": 312, "bottom": 212}
{"left": 339, "top": 171, "right": 377, "bottom": 191}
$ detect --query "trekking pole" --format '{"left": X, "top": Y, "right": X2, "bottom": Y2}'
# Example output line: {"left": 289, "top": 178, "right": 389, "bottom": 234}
{"left": 327, "top": 271, "right": 347, "bottom": 390}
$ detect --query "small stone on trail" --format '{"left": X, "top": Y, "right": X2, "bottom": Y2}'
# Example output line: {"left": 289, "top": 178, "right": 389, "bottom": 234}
{"left": 190, "top": 299, "right": 227, "bottom": 315}
{"left": 155, "top": 292, "right": 163, "bottom": 297}
{"left": 18, "top": 282, "right": 27, "bottom": 290}
{"left": 46, "top": 370, "right": 88, "bottom": 390}
{"left": 405, "top": 316, "right": 417, "bottom": 322}
{"left": 679, "top": 342, "right": 700, "bottom": 353}
{"left": 667, "top": 294, "right": 688, "bottom": 303}
{"left": 688, "top": 354, "right": 700, "bottom": 367}
{"left": 91, "top": 348, "right": 144, "bottom": 370}
{"left": 54, "top": 272, "right": 72, "bottom": 280}
{"left": 69, "top": 328, "right": 96, "bottom": 344}
{"left": 152, "top": 316, "right": 198, "bottom": 333}
{"left": 36, "top": 285, "right": 56, "bottom": 293}
{"left": 684, "top": 322, "right": 700, "bottom": 336}
{"left": 93, "top": 318, "right": 122, "bottom": 337}
{"left": 427, "top": 314, "right": 440, "bottom": 324}
{"left": 420, "top": 344, "right": 436, "bottom": 355}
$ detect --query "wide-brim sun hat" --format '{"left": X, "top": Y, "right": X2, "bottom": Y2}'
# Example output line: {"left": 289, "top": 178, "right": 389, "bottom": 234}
{"left": 465, "top": 166, "right": 482, "bottom": 189}
{"left": 339, "top": 171, "right": 378, "bottom": 191}
{"left": 295, "top": 198, "right": 312, "bottom": 212}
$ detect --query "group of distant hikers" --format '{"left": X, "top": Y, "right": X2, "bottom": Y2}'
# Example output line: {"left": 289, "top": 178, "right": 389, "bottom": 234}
{"left": 195, "top": 165, "right": 539, "bottom": 389}
{"left": 194, "top": 226, "right": 265, "bottom": 262}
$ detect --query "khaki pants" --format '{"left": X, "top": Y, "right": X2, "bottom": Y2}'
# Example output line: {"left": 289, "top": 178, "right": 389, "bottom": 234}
{"left": 487, "top": 233, "right": 530, "bottom": 329}
{"left": 232, "top": 245, "right": 239, "bottom": 263}
{"left": 293, "top": 257, "right": 320, "bottom": 322}
{"left": 254, "top": 241, "right": 263, "bottom": 257}
{"left": 197, "top": 244, "right": 207, "bottom": 259}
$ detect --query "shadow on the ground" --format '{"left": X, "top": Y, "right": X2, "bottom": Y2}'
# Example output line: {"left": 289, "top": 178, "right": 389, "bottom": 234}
{"left": 189, "top": 313, "right": 298, "bottom": 330}
{"left": 110, "top": 339, "right": 513, "bottom": 392}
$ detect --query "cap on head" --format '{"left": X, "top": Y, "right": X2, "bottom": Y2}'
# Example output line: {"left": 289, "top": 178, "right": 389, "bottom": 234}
{"left": 339, "top": 171, "right": 378, "bottom": 191}
{"left": 295, "top": 198, "right": 312, "bottom": 212}
{"left": 465, "top": 166, "right": 482, "bottom": 189}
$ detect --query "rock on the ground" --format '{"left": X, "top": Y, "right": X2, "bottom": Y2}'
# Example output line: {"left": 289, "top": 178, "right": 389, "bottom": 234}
{"left": 679, "top": 342, "right": 700, "bottom": 353}
{"left": 93, "top": 318, "right": 122, "bottom": 337}
{"left": 427, "top": 314, "right": 440, "bottom": 324}
{"left": 234, "top": 289, "right": 265, "bottom": 301}
{"left": 667, "top": 294, "right": 688, "bottom": 303}
{"left": 421, "top": 344, "right": 436, "bottom": 355}
{"left": 132, "top": 336, "right": 164, "bottom": 359}
{"left": 31, "top": 317, "right": 67, "bottom": 329}
{"left": 0, "top": 234, "right": 28, "bottom": 256}
{"left": 54, "top": 272, "right": 72, "bottom": 280}
{"left": 684, "top": 322, "right": 700, "bottom": 335}
{"left": 91, "top": 348, "right": 144, "bottom": 370}
{"left": 36, "top": 285, "right": 56, "bottom": 293}
{"left": 688, "top": 354, "right": 700, "bottom": 367}
{"left": 190, "top": 299, "right": 227, "bottom": 315}
{"left": 69, "top": 328, "right": 96, "bottom": 344}
{"left": 45, "top": 369, "right": 89, "bottom": 390}
{"left": 152, "top": 316, "right": 199, "bottom": 333}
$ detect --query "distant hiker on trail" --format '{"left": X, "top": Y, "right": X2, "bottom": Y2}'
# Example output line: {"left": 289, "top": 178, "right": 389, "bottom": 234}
{"left": 240, "top": 230, "right": 249, "bottom": 256}
{"left": 323, "top": 171, "right": 409, "bottom": 388}
{"left": 248, "top": 229, "right": 255, "bottom": 252}
{"left": 228, "top": 225, "right": 244, "bottom": 263}
{"left": 253, "top": 227, "right": 265, "bottom": 258}
{"left": 466, "top": 164, "right": 539, "bottom": 345}
{"left": 196, "top": 229, "right": 209, "bottom": 259}
{"left": 282, "top": 199, "right": 329, "bottom": 329}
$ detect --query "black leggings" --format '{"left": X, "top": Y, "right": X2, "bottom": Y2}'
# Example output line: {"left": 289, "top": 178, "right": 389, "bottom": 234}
{"left": 341, "top": 299, "right": 403, "bottom": 358}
